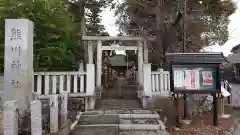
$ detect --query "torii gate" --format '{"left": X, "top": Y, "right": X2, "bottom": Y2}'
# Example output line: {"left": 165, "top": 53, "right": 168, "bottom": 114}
{"left": 82, "top": 36, "right": 155, "bottom": 90}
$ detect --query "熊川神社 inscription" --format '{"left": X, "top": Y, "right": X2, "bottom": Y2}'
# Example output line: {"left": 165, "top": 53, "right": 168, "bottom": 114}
{"left": 4, "top": 19, "right": 34, "bottom": 110}
{"left": 7, "top": 28, "right": 23, "bottom": 91}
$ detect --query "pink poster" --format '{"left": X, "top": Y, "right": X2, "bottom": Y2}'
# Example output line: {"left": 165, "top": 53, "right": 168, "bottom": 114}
{"left": 202, "top": 71, "right": 213, "bottom": 85}
{"left": 184, "top": 70, "right": 199, "bottom": 89}
{"left": 190, "top": 71, "right": 196, "bottom": 88}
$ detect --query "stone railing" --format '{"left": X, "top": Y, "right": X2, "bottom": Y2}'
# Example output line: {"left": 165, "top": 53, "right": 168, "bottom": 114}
{"left": 141, "top": 64, "right": 171, "bottom": 98}
{"left": 3, "top": 64, "right": 96, "bottom": 135}
{"left": 4, "top": 93, "right": 74, "bottom": 135}
{"left": 33, "top": 64, "right": 95, "bottom": 98}
{"left": 151, "top": 71, "right": 171, "bottom": 96}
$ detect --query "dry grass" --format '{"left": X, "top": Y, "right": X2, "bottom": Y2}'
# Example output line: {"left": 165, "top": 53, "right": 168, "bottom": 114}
{"left": 153, "top": 97, "right": 236, "bottom": 135}
{"left": 153, "top": 97, "right": 185, "bottom": 127}
{"left": 167, "top": 114, "right": 234, "bottom": 135}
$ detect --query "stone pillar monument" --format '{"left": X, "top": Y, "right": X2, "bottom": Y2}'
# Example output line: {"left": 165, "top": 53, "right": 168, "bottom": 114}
{"left": 4, "top": 19, "right": 34, "bottom": 110}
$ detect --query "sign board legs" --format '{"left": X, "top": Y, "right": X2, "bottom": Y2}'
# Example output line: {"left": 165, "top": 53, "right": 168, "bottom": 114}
{"left": 174, "top": 94, "right": 180, "bottom": 126}
{"left": 213, "top": 94, "right": 218, "bottom": 126}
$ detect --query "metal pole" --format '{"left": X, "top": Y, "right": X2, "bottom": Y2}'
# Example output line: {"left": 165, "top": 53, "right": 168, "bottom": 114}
{"left": 183, "top": 0, "right": 189, "bottom": 119}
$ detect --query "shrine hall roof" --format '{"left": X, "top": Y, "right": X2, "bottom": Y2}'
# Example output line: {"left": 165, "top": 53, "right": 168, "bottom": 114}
{"left": 166, "top": 53, "right": 225, "bottom": 64}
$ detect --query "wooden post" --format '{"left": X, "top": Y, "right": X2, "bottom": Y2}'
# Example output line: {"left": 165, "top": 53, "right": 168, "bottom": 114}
{"left": 213, "top": 93, "right": 218, "bottom": 126}
{"left": 174, "top": 95, "right": 180, "bottom": 126}
{"left": 4, "top": 100, "right": 18, "bottom": 135}
{"left": 31, "top": 100, "right": 42, "bottom": 135}
{"left": 96, "top": 40, "right": 102, "bottom": 90}
{"left": 50, "top": 95, "right": 58, "bottom": 133}
{"left": 137, "top": 41, "right": 143, "bottom": 86}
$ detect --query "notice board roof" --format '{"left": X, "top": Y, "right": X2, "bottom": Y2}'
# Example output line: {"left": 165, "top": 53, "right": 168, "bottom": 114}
{"left": 166, "top": 53, "right": 225, "bottom": 64}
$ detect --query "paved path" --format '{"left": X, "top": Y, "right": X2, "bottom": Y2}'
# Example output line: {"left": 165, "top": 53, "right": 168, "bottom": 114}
{"left": 233, "top": 123, "right": 240, "bottom": 135}
{"left": 231, "top": 110, "right": 240, "bottom": 135}
{"left": 101, "top": 77, "right": 138, "bottom": 100}
{"left": 230, "top": 84, "right": 240, "bottom": 135}
{"left": 230, "top": 83, "right": 240, "bottom": 108}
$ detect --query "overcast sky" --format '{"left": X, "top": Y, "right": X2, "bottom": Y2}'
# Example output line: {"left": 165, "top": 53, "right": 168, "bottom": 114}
{"left": 100, "top": 0, "right": 240, "bottom": 56}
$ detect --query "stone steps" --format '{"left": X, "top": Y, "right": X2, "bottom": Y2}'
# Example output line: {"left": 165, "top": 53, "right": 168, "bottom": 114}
{"left": 97, "top": 100, "right": 142, "bottom": 109}
{"left": 70, "top": 109, "right": 169, "bottom": 135}
{"left": 70, "top": 77, "right": 169, "bottom": 135}
{"left": 70, "top": 126, "right": 118, "bottom": 135}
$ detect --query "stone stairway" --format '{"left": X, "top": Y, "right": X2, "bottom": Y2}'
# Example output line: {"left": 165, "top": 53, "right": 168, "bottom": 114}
{"left": 70, "top": 77, "right": 169, "bottom": 135}
{"left": 70, "top": 109, "right": 169, "bottom": 135}
{"left": 98, "top": 100, "right": 141, "bottom": 109}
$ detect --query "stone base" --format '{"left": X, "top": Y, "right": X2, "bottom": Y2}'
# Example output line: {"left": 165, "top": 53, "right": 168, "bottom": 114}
{"left": 141, "top": 96, "right": 154, "bottom": 109}
{"left": 85, "top": 97, "right": 96, "bottom": 111}
{"left": 70, "top": 107, "right": 169, "bottom": 135}
{"left": 219, "top": 114, "right": 231, "bottom": 119}
{"left": 179, "top": 119, "right": 192, "bottom": 125}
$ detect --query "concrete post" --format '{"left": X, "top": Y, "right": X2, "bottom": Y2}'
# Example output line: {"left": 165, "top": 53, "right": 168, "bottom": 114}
{"left": 30, "top": 100, "right": 42, "bottom": 135}
{"left": 60, "top": 92, "right": 68, "bottom": 126}
{"left": 137, "top": 41, "right": 143, "bottom": 86}
{"left": 78, "top": 61, "right": 84, "bottom": 72}
{"left": 86, "top": 64, "right": 95, "bottom": 96}
{"left": 4, "top": 100, "right": 18, "bottom": 135}
{"left": 142, "top": 63, "right": 152, "bottom": 109}
{"left": 86, "top": 64, "right": 95, "bottom": 110}
{"left": 117, "top": 77, "right": 124, "bottom": 98}
{"left": 4, "top": 19, "right": 34, "bottom": 110}
{"left": 50, "top": 95, "right": 58, "bottom": 133}
{"left": 143, "top": 63, "right": 152, "bottom": 97}
{"left": 96, "top": 40, "right": 102, "bottom": 90}
{"left": 143, "top": 40, "right": 148, "bottom": 63}
{"left": 88, "top": 41, "right": 93, "bottom": 64}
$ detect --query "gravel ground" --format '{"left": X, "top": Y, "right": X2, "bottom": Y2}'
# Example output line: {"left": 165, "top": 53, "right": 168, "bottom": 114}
{"left": 119, "top": 130, "right": 169, "bottom": 135}
{"left": 167, "top": 112, "right": 234, "bottom": 135}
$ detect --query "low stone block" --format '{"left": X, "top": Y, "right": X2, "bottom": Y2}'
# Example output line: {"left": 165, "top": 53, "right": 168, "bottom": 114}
{"left": 31, "top": 100, "right": 42, "bottom": 135}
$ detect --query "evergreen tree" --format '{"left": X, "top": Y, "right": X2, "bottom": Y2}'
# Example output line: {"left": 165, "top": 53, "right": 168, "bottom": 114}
{"left": 0, "top": 0, "right": 81, "bottom": 71}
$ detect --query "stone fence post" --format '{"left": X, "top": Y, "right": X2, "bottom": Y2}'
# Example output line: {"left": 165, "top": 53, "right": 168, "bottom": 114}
{"left": 143, "top": 63, "right": 152, "bottom": 98}
{"left": 50, "top": 95, "right": 58, "bottom": 133}
{"left": 86, "top": 64, "right": 95, "bottom": 110}
{"left": 60, "top": 92, "right": 68, "bottom": 126}
{"left": 4, "top": 100, "right": 18, "bottom": 135}
{"left": 30, "top": 100, "right": 42, "bottom": 135}
{"left": 142, "top": 63, "right": 152, "bottom": 109}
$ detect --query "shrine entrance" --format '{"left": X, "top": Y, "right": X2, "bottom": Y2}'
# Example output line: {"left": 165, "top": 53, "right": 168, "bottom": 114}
{"left": 82, "top": 36, "right": 154, "bottom": 91}
{"left": 102, "top": 45, "right": 138, "bottom": 89}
